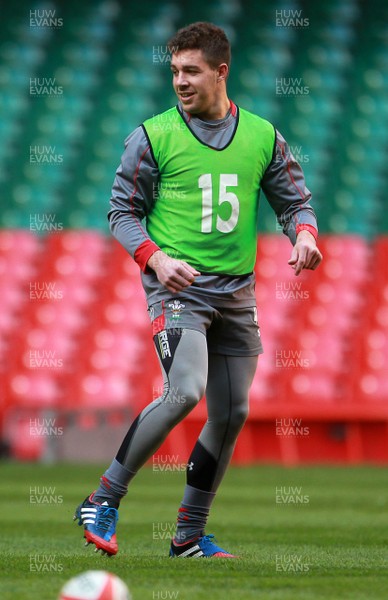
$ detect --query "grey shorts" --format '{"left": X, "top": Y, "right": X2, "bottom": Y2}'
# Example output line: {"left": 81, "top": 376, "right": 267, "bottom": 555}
{"left": 148, "top": 296, "right": 263, "bottom": 356}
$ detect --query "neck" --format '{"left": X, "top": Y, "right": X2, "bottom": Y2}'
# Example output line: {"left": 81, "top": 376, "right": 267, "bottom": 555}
{"left": 192, "top": 96, "right": 231, "bottom": 121}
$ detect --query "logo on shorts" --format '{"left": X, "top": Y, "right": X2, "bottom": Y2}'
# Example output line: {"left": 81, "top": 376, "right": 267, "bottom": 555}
{"left": 158, "top": 330, "right": 171, "bottom": 359}
{"left": 253, "top": 307, "right": 261, "bottom": 337}
{"left": 168, "top": 299, "right": 185, "bottom": 319}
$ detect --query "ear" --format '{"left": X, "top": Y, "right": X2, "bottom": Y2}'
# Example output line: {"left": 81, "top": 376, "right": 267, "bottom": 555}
{"left": 217, "top": 63, "right": 229, "bottom": 81}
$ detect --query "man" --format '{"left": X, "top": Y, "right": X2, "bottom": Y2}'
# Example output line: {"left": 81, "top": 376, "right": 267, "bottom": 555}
{"left": 74, "top": 22, "right": 322, "bottom": 558}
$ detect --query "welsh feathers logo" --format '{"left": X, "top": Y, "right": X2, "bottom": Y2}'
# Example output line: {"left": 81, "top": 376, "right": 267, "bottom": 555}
{"left": 168, "top": 300, "right": 185, "bottom": 319}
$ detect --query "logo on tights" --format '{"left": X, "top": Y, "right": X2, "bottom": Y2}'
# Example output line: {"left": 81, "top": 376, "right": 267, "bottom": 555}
{"left": 158, "top": 330, "right": 171, "bottom": 359}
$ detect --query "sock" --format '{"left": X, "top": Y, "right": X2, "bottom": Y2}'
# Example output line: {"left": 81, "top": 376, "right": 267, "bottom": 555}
{"left": 174, "top": 484, "right": 216, "bottom": 544}
{"left": 93, "top": 458, "right": 136, "bottom": 508}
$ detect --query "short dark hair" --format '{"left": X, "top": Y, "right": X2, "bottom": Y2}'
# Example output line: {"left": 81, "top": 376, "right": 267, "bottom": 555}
{"left": 168, "top": 22, "right": 231, "bottom": 69}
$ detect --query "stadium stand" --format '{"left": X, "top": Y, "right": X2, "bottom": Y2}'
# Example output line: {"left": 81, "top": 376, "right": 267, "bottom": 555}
{"left": 2, "top": 231, "right": 388, "bottom": 463}
{"left": 1, "top": 0, "right": 388, "bottom": 463}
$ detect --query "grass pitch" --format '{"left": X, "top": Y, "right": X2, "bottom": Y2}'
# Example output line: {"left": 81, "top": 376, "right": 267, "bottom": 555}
{"left": 0, "top": 463, "right": 388, "bottom": 599}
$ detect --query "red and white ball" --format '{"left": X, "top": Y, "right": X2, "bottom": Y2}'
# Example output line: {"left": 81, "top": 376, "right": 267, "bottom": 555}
{"left": 58, "top": 570, "right": 131, "bottom": 600}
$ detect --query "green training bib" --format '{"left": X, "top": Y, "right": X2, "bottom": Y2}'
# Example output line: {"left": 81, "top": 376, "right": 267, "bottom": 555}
{"left": 143, "top": 106, "right": 275, "bottom": 275}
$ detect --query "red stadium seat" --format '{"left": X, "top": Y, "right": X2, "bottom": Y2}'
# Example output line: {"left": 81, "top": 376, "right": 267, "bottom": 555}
{"left": 7, "top": 371, "right": 63, "bottom": 409}
{"left": 76, "top": 371, "right": 135, "bottom": 409}
{"left": 357, "top": 372, "right": 388, "bottom": 403}
{"left": 5, "top": 415, "right": 47, "bottom": 461}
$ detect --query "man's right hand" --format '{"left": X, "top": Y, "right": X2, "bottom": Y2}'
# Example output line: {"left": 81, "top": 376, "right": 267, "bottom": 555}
{"left": 147, "top": 250, "right": 201, "bottom": 293}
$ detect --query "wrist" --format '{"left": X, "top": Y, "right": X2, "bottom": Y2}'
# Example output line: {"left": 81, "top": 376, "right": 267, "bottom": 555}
{"left": 296, "top": 229, "right": 317, "bottom": 245}
{"left": 147, "top": 250, "right": 164, "bottom": 271}
{"left": 296, "top": 224, "right": 318, "bottom": 241}
{"left": 134, "top": 240, "right": 161, "bottom": 273}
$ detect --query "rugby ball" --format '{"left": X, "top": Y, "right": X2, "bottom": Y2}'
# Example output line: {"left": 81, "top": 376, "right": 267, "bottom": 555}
{"left": 58, "top": 570, "right": 131, "bottom": 600}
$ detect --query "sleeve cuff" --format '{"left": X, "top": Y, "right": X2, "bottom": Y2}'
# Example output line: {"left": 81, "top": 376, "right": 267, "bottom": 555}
{"left": 134, "top": 240, "right": 161, "bottom": 273}
{"left": 296, "top": 224, "right": 318, "bottom": 241}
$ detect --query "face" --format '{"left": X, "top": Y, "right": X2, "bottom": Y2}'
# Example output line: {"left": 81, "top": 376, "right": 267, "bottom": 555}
{"left": 170, "top": 49, "right": 226, "bottom": 118}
